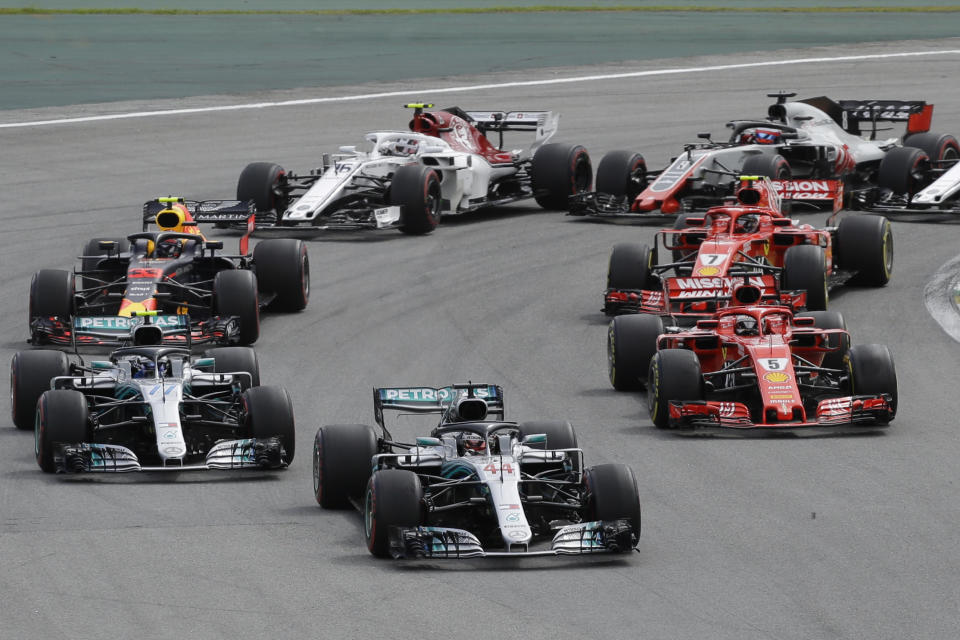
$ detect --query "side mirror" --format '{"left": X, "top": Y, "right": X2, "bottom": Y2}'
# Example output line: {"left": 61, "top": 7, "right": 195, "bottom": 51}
{"left": 772, "top": 218, "right": 793, "bottom": 227}
{"left": 98, "top": 240, "right": 116, "bottom": 252}
{"left": 205, "top": 240, "right": 224, "bottom": 250}
{"left": 522, "top": 433, "right": 547, "bottom": 445}
{"left": 415, "top": 436, "right": 442, "bottom": 447}
{"left": 338, "top": 145, "right": 357, "bottom": 154}
{"left": 793, "top": 317, "right": 816, "bottom": 326}
{"left": 697, "top": 132, "right": 712, "bottom": 140}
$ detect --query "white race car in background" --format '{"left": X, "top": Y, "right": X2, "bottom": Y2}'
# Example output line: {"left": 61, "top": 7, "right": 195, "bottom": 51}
{"left": 570, "top": 92, "right": 958, "bottom": 217}
{"left": 236, "top": 103, "right": 592, "bottom": 235}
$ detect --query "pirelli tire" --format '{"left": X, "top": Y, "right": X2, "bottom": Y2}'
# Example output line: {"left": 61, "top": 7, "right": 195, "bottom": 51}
{"left": 847, "top": 343, "right": 898, "bottom": 419}
{"left": 213, "top": 269, "right": 260, "bottom": 346}
{"left": 531, "top": 143, "right": 593, "bottom": 210}
{"left": 836, "top": 215, "right": 893, "bottom": 286}
{"left": 10, "top": 350, "right": 70, "bottom": 431}
{"left": 237, "top": 162, "right": 287, "bottom": 215}
{"left": 607, "top": 243, "right": 654, "bottom": 291}
{"left": 36, "top": 389, "right": 89, "bottom": 473}
{"left": 740, "top": 153, "right": 792, "bottom": 179}
{"left": 781, "top": 244, "right": 828, "bottom": 311}
{"left": 364, "top": 469, "right": 423, "bottom": 558}
{"left": 80, "top": 237, "right": 130, "bottom": 292}
{"left": 390, "top": 164, "right": 442, "bottom": 235}
{"left": 608, "top": 314, "right": 665, "bottom": 391}
{"left": 877, "top": 147, "right": 929, "bottom": 195}
{"left": 204, "top": 346, "right": 261, "bottom": 389}
{"left": 795, "top": 311, "right": 849, "bottom": 371}
{"left": 585, "top": 463, "right": 642, "bottom": 542}
{"left": 647, "top": 349, "right": 704, "bottom": 429}
{"left": 903, "top": 132, "right": 960, "bottom": 165}
{"left": 253, "top": 238, "right": 310, "bottom": 311}
{"left": 517, "top": 420, "right": 578, "bottom": 450}
{"left": 313, "top": 423, "right": 379, "bottom": 508}
{"left": 30, "top": 269, "right": 74, "bottom": 322}
{"left": 242, "top": 385, "right": 296, "bottom": 464}
{"left": 595, "top": 150, "right": 647, "bottom": 200}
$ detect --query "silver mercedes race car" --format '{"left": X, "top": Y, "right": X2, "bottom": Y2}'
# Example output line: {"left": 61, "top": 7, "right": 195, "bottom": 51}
{"left": 312, "top": 383, "right": 641, "bottom": 559}
{"left": 235, "top": 103, "right": 592, "bottom": 234}
{"left": 570, "top": 92, "right": 958, "bottom": 217}
{"left": 11, "top": 319, "right": 295, "bottom": 473}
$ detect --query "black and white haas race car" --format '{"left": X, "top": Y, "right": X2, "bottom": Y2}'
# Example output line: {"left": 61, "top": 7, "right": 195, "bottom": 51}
{"left": 570, "top": 93, "right": 958, "bottom": 217}
{"left": 312, "top": 384, "right": 641, "bottom": 558}
{"left": 29, "top": 197, "right": 309, "bottom": 347}
{"left": 236, "top": 103, "right": 592, "bottom": 234}
{"left": 11, "top": 320, "right": 295, "bottom": 473}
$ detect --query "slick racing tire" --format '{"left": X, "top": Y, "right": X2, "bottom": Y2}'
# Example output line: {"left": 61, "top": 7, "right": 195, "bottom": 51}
{"left": 365, "top": 469, "right": 423, "bottom": 558}
{"left": 10, "top": 350, "right": 70, "bottom": 431}
{"left": 608, "top": 314, "right": 665, "bottom": 391}
{"left": 237, "top": 162, "right": 287, "bottom": 215}
{"left": 390, "top": 164, "right": 442, "bottom": 235}
{"left": 795, "top": 311, "right": 849, "bottom": 371}
{"left": 313, "top": 423, "right": 378, "bottom": 509}
{"left": 847, "top": 343, "right": 898, "bottom": 419}
{"left": 36, "top": 389, "right": 88, "bottom": 473}
{"left": 595, "top": 150, "right": 647, "bottom": 200}
{"left": 205, "top": 346, "right": 261, "bottom": 389}
{"left": 782, "top": 244, "right": 828, "bottom": 311}
{"left": 903, "top": 132, "right": 960, "bottom": 165}
{"left": 29, "top": 269, "right": 74, "bottom": 321}
{"left": 80, "top": 237, "right": 130, "bottom": 292}
{"left": 877, "top": 147, "right": 929, "bottom": 195}
{"left": 585, "top": 463, "right": 642, "bottom": 540}
{"left": 253, "top": 238, "right": 310, "bottom": 311}
{"left": 740, "top": 154, "right": 792, "bottom": 179}
{"left": 517, "top": 420, "right": 578, "bottom": 450}
{"left": 648, "top": 349, "right": 703, "bottom": 429}
{"left": 836, "top": 215, "right": 893, "bottom": 287}
{"left": 213, "top": 269, "right": 260, "bottom": 345}
{"left": 531, "top": 143, "right": 593, "bottom": 210}
{"left": 243, "top": 385, "right": 296, "bottom": 464}
{"left": 607, "top": 243, "right": 653, "bottom": 291}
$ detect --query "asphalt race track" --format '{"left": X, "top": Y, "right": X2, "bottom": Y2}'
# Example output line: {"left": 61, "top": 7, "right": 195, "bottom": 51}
{"left": 2, "top": 39, "right": 960, "bottom": 640}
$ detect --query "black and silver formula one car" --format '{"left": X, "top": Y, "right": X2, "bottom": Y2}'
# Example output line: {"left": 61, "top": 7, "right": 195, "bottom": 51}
{"left": 29, "top": 197, "right": 309, "bottom": 347}
{"left": 11, "top": 320, "right": 295, "bottom": 473}
{"left": 312, "top": 383, "right": 641, "bottom": 559}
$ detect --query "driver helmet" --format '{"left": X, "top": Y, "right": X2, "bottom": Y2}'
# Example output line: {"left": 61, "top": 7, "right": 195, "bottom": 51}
{"left": 739, "top": 128, "right": 782, "bottom": 145}
{"left": 458, "top": 433, "right": 487, "bottom": 456}
{"left": 735, "top": 214, "right": 760, "bottom": 233}
{"left": 381, "top": 138, "right": 420, "bottom": 156}
{"left": 734, "top": 315, "right": 760, "bottom": 336}
{"left": 131, "top": 357, "right": 156, "bottom": 379}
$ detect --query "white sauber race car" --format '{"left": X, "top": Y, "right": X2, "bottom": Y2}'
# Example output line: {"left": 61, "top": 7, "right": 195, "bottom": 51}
{"left": 236, "top": 103, "right": 592, "bottom": 234}
{"left": 312, "top": 383, "right": 641, "bottom": 559}
{"left": 855, "top": 141, "right": 960, "bottom": 215}
{"left": 570, "top": 92, "right": 959, "bottom": 217}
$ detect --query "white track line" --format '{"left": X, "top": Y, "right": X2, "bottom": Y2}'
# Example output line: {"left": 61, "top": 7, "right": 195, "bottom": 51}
{"left": 3, "top": 49, "right": 959, "bottom": 129}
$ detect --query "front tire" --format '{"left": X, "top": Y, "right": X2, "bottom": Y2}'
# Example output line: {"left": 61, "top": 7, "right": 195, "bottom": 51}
{"left": 585, "top": 463, "right": 641, "bottom": 540}
{"left": 648, "top": 349, "right": 703, "bottom": 429}
{"left": 11, "top": 350, "right": 70, "bottom": 430}
{"left": 796, "top": 311, "right": 849, "bottom": 371}
{"left": 390, "top": 164, "right": 442, "bottom": 235}
{"left": 517, "top": 420, "right": 578, "bottom": 450}
{"left": 237, "top": 162, "right": 287, "bottom": 214}
{"left": 313, "top": 424, "right": 378, "bottom": 508}
{"left": 877, "top": 147, "right": 929, "bottom": 195}
{"left": 531, "top": 143, "right": 592, "bottom": 209}
{"left": 30, "top": 269, "right": 74, "bottom": 321}
{"left": 36, "top": 389, "right": 88, "bottom": 473}
{"left": 608, "top": 314, "right": 664, "bottom": 391}
{"left": 607, "top": 243, "right": 653, "bottom": 291}
{"left": 204, "top": 346, "right": 260, "bottom": 389}
{"left": 364, "top": 469, "right": 423, "bottom": 558}
{"left": 242, "top": 385, "right": 296, "bottom": 464}
{"left": 847, "top": 343, "right": 898, "bottom": 418}
{"left": 782, "top": 244, "right": 828, "bottom": 311}
{"left": 80, "top": 237, "right": 130, "bottom": 292}
{"left": 836, "top": 215, "right": 893, "bottom": 286}
{"left": 253, "top": 239, "right": 310, "bottom": 311}
{"left": 214, "top": 270, "right": 260, "bottom": 345}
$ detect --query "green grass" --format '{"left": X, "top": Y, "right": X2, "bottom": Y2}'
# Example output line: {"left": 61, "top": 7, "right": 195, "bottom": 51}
{"left": 2, "top": 6, "right": 960, "bottom": 16}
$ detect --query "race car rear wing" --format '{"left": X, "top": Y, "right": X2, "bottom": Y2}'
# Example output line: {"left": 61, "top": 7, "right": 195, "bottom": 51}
{"left": 373, "top": 384, "right": 505, "bottom": 430}
{"left": 464, "top": 110, "right": 559, "bottom": 148}
{"left": 795, "top": 97, "right": 932, "bottom": 139}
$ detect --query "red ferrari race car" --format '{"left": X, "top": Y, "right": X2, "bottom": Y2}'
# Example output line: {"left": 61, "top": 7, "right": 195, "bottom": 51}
{"left": 608, "top": 291, "right": 897, "bottom": 434}
{"left": 570, "top": 92, "right": 958, "bottom": 217}
{"left": 604, "top": 177, "right": 893, "bottom": 318}
{"left": 29, "top": 198, "right": 309, "bottom": 348}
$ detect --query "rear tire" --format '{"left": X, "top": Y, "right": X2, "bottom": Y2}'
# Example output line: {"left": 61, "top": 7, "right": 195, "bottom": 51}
{"left": 364, "top": 469, "right": 423, "bottom": 558}
{"left": 903, "top": 132, "right": 960, "bottom": 164}
{"left": 204, "top": 346, "right": 260, "bottom": 389}
{"left": 35, "top": 389, "right": 88, "bottom": 473}
{"left": 517, "top": 420, "right": 578, "bottom": 450}
{"left": 648, "top": 349, "right": 703, "bottom": 429}
{"left": 595, "top": 150, "right": 647, "bottom": 200}
{"left": 585, "top": 463, "right": 641, "bottom": 539}
{"left": 608, "top": 314, "right": 664, "bottom": 391}
{"left": 214, "top": 270, "right": 260, "bottom": 345}
{"left": 877, "top": 147, "right": 929, "bottom": 195}
{"left": 243, "top": 385, "right": 296, "bottom": 464}
{"left": 847, "top": 343, "right": 898, "bottom": 418}
{"left": 11, "top": 350, "right": 70, "bottom": 430}
{"left": 531, "top": 143, "right": 593, "bottom": 209}
{"left": 390, "top": 164, "right": 442, "bottom": 235}
{"left": 782, "top": 244, "right": 828, "bottom": 311}
{"left": 253, "top": 239, "right": 310, "bottom": 311}
{"left": 313, "top": 424, "right": 379, "bottom": 508}
{"left": 836, "top": 215, "right": 893, "bottom": 286}
{"left": 237, "top": 162, "right": 287, "bottom": 214}
{"left": 741, "top": 154, "right": 792, "bottom": 179}
{"left": 607, "top": 243, "right": 653, "bottom": 290}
